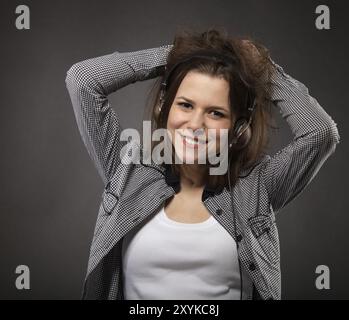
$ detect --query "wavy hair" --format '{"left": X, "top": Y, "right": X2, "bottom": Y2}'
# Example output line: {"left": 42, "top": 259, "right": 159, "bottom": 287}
{"left": 144, "top": 26, "right": 278, "bottom": 189}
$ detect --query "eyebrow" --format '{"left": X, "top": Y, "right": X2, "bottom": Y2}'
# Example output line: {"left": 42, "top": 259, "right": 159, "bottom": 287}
{"left": 176, "top": 96, "right": 229, "bottom": 111}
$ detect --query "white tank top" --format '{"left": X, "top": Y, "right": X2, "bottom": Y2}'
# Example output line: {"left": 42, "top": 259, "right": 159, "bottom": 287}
{"left": 121, "top": 205, "right": 252, "bottom": 300}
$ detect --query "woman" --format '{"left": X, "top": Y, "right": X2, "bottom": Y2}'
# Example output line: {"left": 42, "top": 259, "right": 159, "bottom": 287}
{"left": 65, "top": 28, "right": 340, "bottom": 300}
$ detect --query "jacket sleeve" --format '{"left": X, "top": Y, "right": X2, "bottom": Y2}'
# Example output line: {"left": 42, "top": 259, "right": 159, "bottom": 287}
{"left": 65, "top": 44, "right": 173, "bottom": 185}
{"left": 261, "top": 60, "right": 340, "bottom": 213}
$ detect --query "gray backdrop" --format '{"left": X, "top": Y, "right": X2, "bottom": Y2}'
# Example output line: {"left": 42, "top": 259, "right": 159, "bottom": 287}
{"left": 0, "top": 0, "right": 347, "bottom": 299}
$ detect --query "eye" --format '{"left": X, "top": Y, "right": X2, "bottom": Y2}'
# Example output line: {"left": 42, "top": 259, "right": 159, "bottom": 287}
{"left": 178, "top": 102, "right": 193, "bottom": 109}
{"left": 209, "top": 110, "right": 225, "bottom": 118}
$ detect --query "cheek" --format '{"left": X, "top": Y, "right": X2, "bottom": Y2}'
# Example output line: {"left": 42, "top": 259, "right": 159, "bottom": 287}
{"left": 166, "top": 109, "right": 180, "bottom": 143}
{"left": 166, "top": 108, "right": 185, "bottom": 130}
{"left": 209, "top": 124, "right": 231, "bottom": 147}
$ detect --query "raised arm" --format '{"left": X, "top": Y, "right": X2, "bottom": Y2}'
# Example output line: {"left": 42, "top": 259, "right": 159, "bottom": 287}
{"left": 261, "top": 60, "right": 340, "bottom": 213}
{"left": 65, "top": 44, "right": 173, "bottom": 185}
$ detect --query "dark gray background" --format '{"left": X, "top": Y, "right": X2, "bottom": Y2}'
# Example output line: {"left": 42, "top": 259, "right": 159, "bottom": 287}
{"left": 0, "top": 0, "right": 347, "bottom": 299}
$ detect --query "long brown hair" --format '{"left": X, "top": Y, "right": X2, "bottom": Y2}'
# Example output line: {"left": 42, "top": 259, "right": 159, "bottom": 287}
{"left": 144, "top": 26, "right": 278, "bottom": 189}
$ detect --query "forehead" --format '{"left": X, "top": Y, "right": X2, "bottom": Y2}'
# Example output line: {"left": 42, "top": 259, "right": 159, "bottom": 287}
{"left": 175, "top": 71, "right": 230, "bottom": 107}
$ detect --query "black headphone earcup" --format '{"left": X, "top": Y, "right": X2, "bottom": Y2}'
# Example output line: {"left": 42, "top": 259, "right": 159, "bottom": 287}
{"left": 229, "top": 118, "right": 251, "bottom": 149}
{"left": 155, "top": 89, "right": 165, "bottom": 122}
{"left": 233, "top": 118, "right": 248, "bottom": 136}
{"left": 154, "top": 103, "right": 161, "bottom": 122}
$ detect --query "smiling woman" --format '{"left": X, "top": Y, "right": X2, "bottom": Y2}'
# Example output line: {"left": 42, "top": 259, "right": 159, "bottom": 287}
{"left": 148, "top": 27, "right": 277, "bottom": 190}
{"left": 166, "top": 71, "right": 232, "bottom": 166}
{"left": 65, "top": 25, "right": 339, "bottom": 300}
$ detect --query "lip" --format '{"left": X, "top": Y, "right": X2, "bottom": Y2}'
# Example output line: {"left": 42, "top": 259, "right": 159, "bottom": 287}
{"left": 180, "top": 134, "right": 208, "bottom": 148}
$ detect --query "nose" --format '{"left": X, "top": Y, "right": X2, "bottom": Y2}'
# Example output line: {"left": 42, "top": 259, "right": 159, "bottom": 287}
{"left": 186, "top": 110, "right": 205, "bottom": 133}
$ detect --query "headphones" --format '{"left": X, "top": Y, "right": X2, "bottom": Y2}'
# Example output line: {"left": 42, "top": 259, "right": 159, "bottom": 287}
{"left": 156, "top": 49, "right": 257, "bottom": 150}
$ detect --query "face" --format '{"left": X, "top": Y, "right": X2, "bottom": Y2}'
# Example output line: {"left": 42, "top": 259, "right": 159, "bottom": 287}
{"left": 166, "top": 70, "right": 232, "bottom": 165}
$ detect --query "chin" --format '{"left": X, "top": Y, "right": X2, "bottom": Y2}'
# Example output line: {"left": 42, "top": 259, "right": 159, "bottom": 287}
{"left": 173, "top": 149, "right": 207, "bottom": 165}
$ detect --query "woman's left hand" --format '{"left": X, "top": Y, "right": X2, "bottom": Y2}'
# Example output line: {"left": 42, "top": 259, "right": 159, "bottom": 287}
{"left": 240, "top": 39, "right": 274, "bottom": 80}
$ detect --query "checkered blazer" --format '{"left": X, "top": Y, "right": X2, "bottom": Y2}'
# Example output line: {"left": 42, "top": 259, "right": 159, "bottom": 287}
{"left": 65, "top": 44, "right": 340, "bottom": 300}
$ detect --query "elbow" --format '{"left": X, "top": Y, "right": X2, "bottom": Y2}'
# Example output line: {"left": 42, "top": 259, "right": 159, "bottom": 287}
{"left": 315, "top": 120, "right": 340, "bottom": 155}
{"left": 65, "top": 63, "right": 82, "bottom": 87}
{"left": 65, "top": 61, "right": 92, "bottom": 90}
{"left": 323, "top": 120, "right": 340, "bottom": 146}
{"left": 309, "top": 96, "right": 340, "bottom": 147}
{"left": 328, "top": 121, "right": 340, "bottom": 146}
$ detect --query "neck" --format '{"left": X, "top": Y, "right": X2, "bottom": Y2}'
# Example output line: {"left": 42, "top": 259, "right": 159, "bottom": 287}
{"left": 179, "top": 164, "right": 208, "bottom": 190}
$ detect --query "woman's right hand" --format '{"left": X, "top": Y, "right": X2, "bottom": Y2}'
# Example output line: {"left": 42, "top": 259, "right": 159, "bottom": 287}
{"left": 240, "top": 39, "right": 275, "bottom": 80}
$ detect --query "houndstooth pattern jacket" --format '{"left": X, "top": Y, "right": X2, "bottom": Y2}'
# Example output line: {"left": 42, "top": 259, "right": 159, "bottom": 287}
{"left": 65, "top": 44, "right": 340, "bottom": 300}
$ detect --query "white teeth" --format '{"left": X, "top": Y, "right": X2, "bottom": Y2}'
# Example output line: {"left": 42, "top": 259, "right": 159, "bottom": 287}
{"left": 183, "top": 136, "right": 206, "bottom": 145}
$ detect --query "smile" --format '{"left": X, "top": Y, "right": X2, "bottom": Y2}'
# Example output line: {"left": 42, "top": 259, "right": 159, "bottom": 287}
{"left": 180, "top": 135, "right": 208, "bottom": 147}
